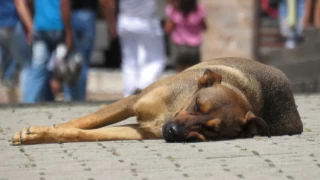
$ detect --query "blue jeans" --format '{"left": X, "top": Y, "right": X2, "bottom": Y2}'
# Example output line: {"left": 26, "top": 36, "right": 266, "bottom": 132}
{"left": 0, "top": 23, "right": 31, "bottom": 100}
{"left": 0, "top": 27, "right": 15, "bottom": 81}
{"left": 25, "top": 30, "right": 64, "bottom": 103}
{"left": 63, "top": 10, "right": 96, "bottom": 101}
{"left": 11, "top": 23, "right": 32, "bottom": 102}
{"left": 279, "top": 0, "right": 305, "bottom": 41}
{"left": 1, "top": 57, "right": 16, "bottom": 81}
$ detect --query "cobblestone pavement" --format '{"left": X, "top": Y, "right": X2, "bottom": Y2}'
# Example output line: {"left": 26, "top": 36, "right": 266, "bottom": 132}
{"left": 0, "top": 94, "right": 319, "bottom": 180}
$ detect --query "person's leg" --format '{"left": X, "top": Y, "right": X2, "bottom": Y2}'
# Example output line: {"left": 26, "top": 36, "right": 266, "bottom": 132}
{"left": 279, "top": 0, "right": 288, "bottom": 37}
{"left": 64, "top": 10, "right": 96, "bottom": 101}
{"left": 0, "top": 50, "right": 13, "bottom": 84}
{"left": 295, "top": 0, "right": 305, "bottom": 40}
{"left": 2, "top": 57, "right": 16, "bottom": 86}
{"left": 279, "top": 0, "right": 296, "bottom": 48}
{"left": 176, "top": 45, "right": 200, "bottom": 72}
{"left": 24, "top": 31, "right": 51, "bottom": 103}
{"left": 42, "top": 70, "right": 55, "bottom": 101}
{"left": 118, "top": 25, "right": 140, "bottom": 97}
{"left": 0, "top": 28, "right": 12, "bottom": 80}
{"left": 0, "top": 27, "right": 19, "bottom": 101}
{"left": 138, "top": 32, "right": 165, "bottom": 90}
{"left": 10, "top": 22, "right": 32, "bottom": 102}
{"left": 19, "top": 67, "right": 30, "bottom": 102}
{"left": 0, "top": 48, "right": 3, "bottom": 78}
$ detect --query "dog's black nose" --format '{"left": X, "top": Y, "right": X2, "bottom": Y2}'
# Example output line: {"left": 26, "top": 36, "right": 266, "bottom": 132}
{"left": 168, "top": 123, "right": 178, "bottom": 138}
{"left": 162, "top": 122, "right": 185, "bottom": 142}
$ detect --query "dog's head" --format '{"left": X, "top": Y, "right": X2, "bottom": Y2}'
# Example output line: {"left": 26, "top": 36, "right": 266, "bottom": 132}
{"left": 162, "top": 69, "right": 270, "bottom": 142}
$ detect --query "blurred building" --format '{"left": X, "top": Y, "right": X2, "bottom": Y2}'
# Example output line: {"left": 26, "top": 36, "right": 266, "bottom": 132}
{"left": 200, "top": 0, "right": 255, "bottom": 60}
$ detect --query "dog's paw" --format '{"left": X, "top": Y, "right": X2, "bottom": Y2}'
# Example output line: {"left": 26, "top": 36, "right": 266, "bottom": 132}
{"left": 12, "top": 127, "right": 47, "bottom": 145}
{"left": 12, "top": 127, "right": 28, "bottom": 145}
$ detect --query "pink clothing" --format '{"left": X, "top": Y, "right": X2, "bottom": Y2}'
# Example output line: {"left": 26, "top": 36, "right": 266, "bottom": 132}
{"left": 166, "top": 4, "right": 206, "bottom": 46}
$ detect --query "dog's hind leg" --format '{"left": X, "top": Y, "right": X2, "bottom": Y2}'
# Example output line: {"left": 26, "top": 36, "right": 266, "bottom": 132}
{"left": 56, "top": 95, "right": 138, "bottom": 129}
{"left": 12, "top": 124, "right": 159, "bottom": 145}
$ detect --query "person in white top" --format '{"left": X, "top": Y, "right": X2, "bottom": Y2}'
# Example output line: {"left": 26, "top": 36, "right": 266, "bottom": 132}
{"left": 115, "top": 0, "right": 166, "bottom": 97}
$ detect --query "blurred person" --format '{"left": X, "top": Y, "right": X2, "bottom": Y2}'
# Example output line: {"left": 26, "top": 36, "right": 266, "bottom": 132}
{"left": 0, "top": 0, "right": 31, "bottom": 102}
{"left": 307, "top": 0, "right": 320, "bottom": 42}
{"left": 302, "top": 0, "right": 320, "bottom": 41}
{"left": 261, "top": 0, "right": 279, "bottom": 19}
{"left": 15, "top": 0, "right": 73, "bottom": 103}
{"left": 63, "top": 0, "right": 118, "bottom": 101}
{"left": 165, "top": 0, "right": 207, "bottom": 72}
{"left": 108, "top": 0, "right": 166, "bottom": 97}
{"left": 11, "top": 22, "right": 33, "bottom": 103}
{"left": 303, "top": 0, "right": 314, "bottom": 28}
{"left": 278, "top": 0, "right": 305, "bottom": 49}
{"left": 0, "top": 53, "right": 17, "bottom": 89}
{"left": 0, "top": 0, "right": 20, "bottom": 89}
{"left": 307, "top": 0, "right": 320, "bottom": 28}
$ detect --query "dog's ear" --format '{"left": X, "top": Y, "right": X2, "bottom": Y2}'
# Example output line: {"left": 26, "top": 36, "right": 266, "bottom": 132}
{"left": 240, "top": 111, "right": 270, "bottom": 138}
{"left": 198, "top": 69, "right": 222, "bottom": 88}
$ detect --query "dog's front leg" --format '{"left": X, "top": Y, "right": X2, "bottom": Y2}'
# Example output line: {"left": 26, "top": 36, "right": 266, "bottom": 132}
{"left": 12, "top": 124, "right": 159, "bottom": 145}
{"left": 56, "top": 95, "right": 138, "bottom": 129}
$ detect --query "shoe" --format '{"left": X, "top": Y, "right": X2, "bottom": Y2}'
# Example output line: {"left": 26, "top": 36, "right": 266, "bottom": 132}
{"left": 285, "top": 40, "right": 296, "bottom": 49}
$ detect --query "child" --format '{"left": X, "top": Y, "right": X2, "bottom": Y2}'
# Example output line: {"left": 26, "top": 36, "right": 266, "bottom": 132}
{"left": 165, "top": 0, "right": 207, "bottom": 72}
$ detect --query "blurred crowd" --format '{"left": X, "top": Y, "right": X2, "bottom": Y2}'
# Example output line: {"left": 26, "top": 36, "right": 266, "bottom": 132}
{"left": 2, "top": 0, "right": 318, "bottom": 104}
{"left": 262, "top": 0, "right": 320, "bottom": 49}
{"left": 0, "top": 0, "right": 207, "bottom": 103}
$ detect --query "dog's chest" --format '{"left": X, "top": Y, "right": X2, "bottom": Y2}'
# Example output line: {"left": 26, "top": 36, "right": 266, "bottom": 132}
{"left": 133, "top": 86, "right": 172, "bottom": 123}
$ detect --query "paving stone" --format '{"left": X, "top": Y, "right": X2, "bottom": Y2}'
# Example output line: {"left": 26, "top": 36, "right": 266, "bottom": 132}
{"left": 0, "top": 94, "right": 319, "bottom": 180}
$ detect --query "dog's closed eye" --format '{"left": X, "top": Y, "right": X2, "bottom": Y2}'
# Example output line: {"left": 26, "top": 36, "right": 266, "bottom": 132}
{"left": 193, "top": 97, "right": 202, "bottom": 113}
{"left": 194, "top": 102, "right": 200, "bottom": 112}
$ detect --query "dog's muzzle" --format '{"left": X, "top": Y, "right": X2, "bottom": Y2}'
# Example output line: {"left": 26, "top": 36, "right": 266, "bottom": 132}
{"left": 162, "top": 121, "right": 187, "bottom": 142}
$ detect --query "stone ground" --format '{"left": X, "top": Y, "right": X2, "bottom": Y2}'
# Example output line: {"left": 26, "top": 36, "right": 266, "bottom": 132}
{"left": 0, "top": 94, "right": 319, "bottom": 180}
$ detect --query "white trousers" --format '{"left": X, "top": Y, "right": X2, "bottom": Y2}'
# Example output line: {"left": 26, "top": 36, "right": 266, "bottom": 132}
{"left": 118, "top": 16, "right": 165, "bottom": 97}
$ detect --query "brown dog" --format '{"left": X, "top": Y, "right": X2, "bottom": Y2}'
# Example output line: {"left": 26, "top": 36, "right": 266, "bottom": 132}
{"left": 12, "top": 57, "right": 303, "bottom": 145}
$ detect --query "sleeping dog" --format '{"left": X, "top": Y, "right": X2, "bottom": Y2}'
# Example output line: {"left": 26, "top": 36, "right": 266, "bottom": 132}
{"left": 12, "top": 57, "right": 303, "bottom": 145}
